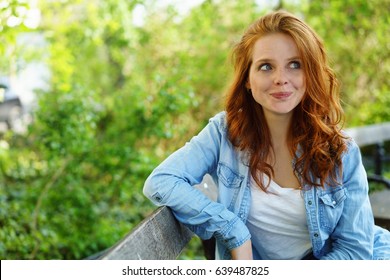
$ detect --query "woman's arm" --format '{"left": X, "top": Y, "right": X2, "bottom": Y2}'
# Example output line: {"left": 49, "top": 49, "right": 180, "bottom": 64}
{"left": 143, "top": 112, "right": 251, "bottom": 251}
{"left": 231, "top": 239, "right": 253, "bottom": 260}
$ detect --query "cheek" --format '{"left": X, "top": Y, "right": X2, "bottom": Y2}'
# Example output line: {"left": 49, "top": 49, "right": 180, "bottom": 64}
{"left": 293, "top": 74, "right": 306, "bottom": 91}
{"left": 249, "top": 74, "right": 269, "bottom": 91}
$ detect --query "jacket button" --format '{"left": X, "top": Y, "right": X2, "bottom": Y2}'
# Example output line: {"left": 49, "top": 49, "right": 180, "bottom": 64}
{"left": 308, "top": 201, "right": 312, "bottom": 205}
{"left": 153, "top": 193, "right": 162, "bottom": 202}
{"left": 314, "top": 233, "right": 319, "bottom": 238}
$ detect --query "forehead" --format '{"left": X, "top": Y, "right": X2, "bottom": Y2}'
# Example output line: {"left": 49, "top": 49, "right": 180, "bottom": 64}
{"left": 251, "top": 32, "right": 300, "bottom": 60}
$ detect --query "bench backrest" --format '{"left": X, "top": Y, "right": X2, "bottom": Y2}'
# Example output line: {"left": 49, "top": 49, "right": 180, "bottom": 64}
{"left": 100, "top": 206, "right": 193, "bottom": 260}
{"left": 345, "top": 122, "right": 390, "bottom": 146}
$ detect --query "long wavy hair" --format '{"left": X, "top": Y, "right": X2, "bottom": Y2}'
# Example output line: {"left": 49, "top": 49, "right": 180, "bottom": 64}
{"left": 225, "top": 11, "right": 348, "bottom": 191}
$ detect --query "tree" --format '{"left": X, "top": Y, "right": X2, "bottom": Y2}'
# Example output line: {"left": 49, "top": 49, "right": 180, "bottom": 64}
{"left": 0, "top": 0, "right": 35, "bottom": 75}
{"left": 305, "top": 0, "right": 390, "bottom": 125}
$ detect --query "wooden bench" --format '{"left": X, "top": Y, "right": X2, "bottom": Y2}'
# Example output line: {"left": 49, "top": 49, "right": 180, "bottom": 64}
{"left": 96, "top": 206, "right": 193, "bottom": 260}
{"left": 347, "top": 122, "right": 390, "bottom": 230}
{"left": 93, "top": 176, "right": 216, "bottom": 260}
{"left": 95, "top": 122, "right": 390, "bottom": 260}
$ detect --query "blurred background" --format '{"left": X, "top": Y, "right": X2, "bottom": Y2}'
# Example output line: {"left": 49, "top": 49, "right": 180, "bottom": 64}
{"left": 0, "top": 0, "right": 389, "bottom": 259}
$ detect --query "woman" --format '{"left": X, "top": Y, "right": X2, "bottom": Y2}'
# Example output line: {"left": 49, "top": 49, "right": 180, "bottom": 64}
{"left": 143, "top": 11, "right": 390, "bottom": 260}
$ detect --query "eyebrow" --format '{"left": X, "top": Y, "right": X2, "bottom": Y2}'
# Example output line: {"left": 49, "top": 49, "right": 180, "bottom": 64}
{"left": 253, "top": 56, "right": 302, "bottom": 64}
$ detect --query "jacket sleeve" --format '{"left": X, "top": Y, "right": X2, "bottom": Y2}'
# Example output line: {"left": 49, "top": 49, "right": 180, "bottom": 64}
{"left": 321, "top": 140, "right": 374, "bottom": 259}
{"left": 143, "top": 112, "right": 251, "bottom": 250}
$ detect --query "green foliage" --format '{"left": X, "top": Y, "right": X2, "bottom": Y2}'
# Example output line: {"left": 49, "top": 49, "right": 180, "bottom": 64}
{"left": 0, "top": 0, "right": 34, "bottom": 74}
{"left": 0, "top": 0, "right": 389, "bottom": 259}
{"left": 304, "top": 0, "right": 390, "bottom": 126}
{"left": 34, "top": 86, "right": 100, "bottom": 158}
{"left": 179, "top": 237, "right": 206, "bottom": 260}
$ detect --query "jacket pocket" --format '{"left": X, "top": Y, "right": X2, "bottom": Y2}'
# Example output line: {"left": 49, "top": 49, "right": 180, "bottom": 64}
{"left": 217, "top": 162, "right": 244, "bottom": 189}
{"left": 318, "top": 188, "right": 347, "bottom": 232}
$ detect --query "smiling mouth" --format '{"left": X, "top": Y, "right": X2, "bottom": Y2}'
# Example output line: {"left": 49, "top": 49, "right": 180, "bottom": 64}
{"left": 270, "top": 92, "right": 292, "bottom": 99}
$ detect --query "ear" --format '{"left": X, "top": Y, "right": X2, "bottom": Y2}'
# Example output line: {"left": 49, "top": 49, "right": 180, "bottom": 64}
{"left": 245, "top": 80, "right": 251, "bottom": 91}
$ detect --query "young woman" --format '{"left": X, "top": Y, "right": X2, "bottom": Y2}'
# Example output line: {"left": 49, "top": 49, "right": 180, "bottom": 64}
{"left": 143, "top": 11, "right": 390, "bottom": 260}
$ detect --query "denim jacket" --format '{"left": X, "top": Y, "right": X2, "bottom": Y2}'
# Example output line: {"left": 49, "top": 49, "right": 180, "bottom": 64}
{"left": 143, "top": 112, "right": 390, "bottom": 260}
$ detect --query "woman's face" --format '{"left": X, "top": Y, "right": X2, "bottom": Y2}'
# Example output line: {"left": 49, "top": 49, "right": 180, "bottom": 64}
{"left": 247, "top": 32, "right": 306, "bottom": 120}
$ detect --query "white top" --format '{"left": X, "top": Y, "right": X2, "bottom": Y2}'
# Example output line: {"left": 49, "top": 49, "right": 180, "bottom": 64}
{"left": 246, "top": 176, "right": 312, "bottom": 259}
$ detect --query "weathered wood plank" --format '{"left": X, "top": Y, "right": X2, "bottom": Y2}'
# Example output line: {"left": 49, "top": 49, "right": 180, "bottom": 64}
{"left": 345, "top": 122, "right": 390, "bottom": 146}
{"left": 370, "top": 189, "right": 390, "bottom": 220}
{"left": 370, "top": 189, "right": 390, "bottom": 230}
{"left": 99, "top": 175, "right": 216, "bottom": 260}
{"left": 100, "top": 206, "right": 193, "bottom": 260}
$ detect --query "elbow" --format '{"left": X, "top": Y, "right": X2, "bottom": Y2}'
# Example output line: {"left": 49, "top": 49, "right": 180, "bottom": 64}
{"left": 143, "top": 172, "right": 164, "bottom": 206}
{"left": 143, "top": 174, "right": 155, "bottom": 199}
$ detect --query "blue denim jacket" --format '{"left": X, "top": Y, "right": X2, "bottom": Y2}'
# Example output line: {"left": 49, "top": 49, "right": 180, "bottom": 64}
{"left": 143, "top": 112, "right": 390, "bottom": 259}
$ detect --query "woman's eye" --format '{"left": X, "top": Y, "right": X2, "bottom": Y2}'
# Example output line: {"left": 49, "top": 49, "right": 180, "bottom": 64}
{"left": 259, "top": 63, "right": 272, "bottom": 71}
{"left": 289, "top": 61, "right": 301, "bottom": 69}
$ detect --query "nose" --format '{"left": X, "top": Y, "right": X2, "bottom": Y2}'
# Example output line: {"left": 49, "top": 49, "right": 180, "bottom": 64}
{"left": 274, "top": 68, "right": 288, "bottom": 85}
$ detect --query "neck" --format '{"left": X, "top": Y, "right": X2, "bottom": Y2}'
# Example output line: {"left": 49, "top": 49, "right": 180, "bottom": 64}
{"left": 264, "top": 112, "right": 292, "bottom": 147}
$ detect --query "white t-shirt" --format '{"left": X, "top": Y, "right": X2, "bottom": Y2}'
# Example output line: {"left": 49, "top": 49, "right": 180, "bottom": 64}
{"left": 246, "top": 176, "right": 312, "bottom": 259}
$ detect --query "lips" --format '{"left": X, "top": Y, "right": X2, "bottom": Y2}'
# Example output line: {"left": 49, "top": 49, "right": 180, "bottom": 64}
{"left": 270, "top": 92, "right": 292, "bottom": 99}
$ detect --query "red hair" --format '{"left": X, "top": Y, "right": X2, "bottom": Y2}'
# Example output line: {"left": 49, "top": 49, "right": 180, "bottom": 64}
{"left": 225, "top": 11, "right": 348, "bottom": 191}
